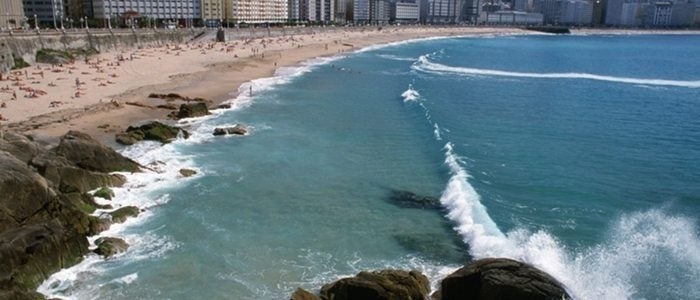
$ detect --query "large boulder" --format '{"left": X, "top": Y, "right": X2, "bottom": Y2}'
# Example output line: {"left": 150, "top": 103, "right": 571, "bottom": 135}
{"left": 0, "top": 132, "right": 45, "bottom": 165}
{"left": 94, "top": 237, "right": 129, "bottom": 258}
{"left": 0, "top": 221, "right": 88, "bottom": 293}
{"left": 0, "top": 151, "right": 55, "bottom": 233}
{"left": 320, "top": 269, "right": 430, "bottom": 300}
{"left": 435, "top": 258, "right": 571, "bottom": 300}
{"left": 53, "top": 131, "right": 140, "bottom": 173}
{"left": 123, "top": 121, "right": 190, "bottom": 144}
{"left": 176, "top": 103, "right": 210, "bottom": 119}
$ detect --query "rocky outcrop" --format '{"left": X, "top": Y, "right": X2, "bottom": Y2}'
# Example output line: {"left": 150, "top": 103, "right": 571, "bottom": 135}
{"left": 176, "top": 103, "right": 210, "bottom": 119}
{"left": 108, "top": 206, "right": 140, "bottom": 224}
{"left": 294, "top": 258, "right": 570, "bottom": 300}
{"left": 0, "top": 131, "right": 142, "bottom": 298}
{"left": 320, "top": 269, "right": 430, "bottom": 300}
{"left": 94, "top": 237, "right": 129, "bottom": 258}
{"left": 213, "top": 124, "right": 248, "bottom": 136}
{"left": 179, "top": 168, "right": 197, "bottom": 177}
{"left": 117, "top": 121, "right": 190, "bottom": 145}
{"left": 434, "top": 258, "right": 571, "bottom": 300}
{"left": 53, "top": 131, "right": 140, "bottom": 173}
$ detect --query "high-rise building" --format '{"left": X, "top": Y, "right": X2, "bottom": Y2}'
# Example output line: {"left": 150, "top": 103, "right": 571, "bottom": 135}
{"left": 290, "top": 0, "right": 335, "bottom": 22}
{"left": 1, "top": 0, "right": 25, "bottom": 30}
{"left": 559, "top": 0, "right": 593, "bottom": 24}
{"left": 64, "top": 0, "right": 93, "bottom": 21}
{"left": 606, "top": 0, "right": 695, "bottom": 27}
{"left": 201, "top": 0, "right": 226, "bottom": 23}
{"left": 230, "top": 0, "right": 288, "bottom": 23}
{"left": 394, "top": 0, "right": 420, "bottom": 23}
{"left": 92, "top": 0, "right": 201, "bottom": 27}
{"left": 23, "top": 0, "right": 65, "bottom": 28}
{"left": 533, "top": 0, "right": 561, "bottom": 24}
{"left": 591, "top": 0, "right": 606, "bottom": 25}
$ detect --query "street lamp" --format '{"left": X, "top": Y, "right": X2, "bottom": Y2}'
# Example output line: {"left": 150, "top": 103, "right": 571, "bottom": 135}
{"left": 80, "top": 17, "right": 84, "bottom": 29}
{"left": 85, "top": 16, "right": 89, "bottom": 30}
{"left": 108, "top": 13, "right": 112, "bottom": 29}
{"left": 52, "top": 0, "right": 58, "bottom": 30}
{"left": 34, "top": 14, "right": 38, "bottom": 30}
{"left": 60, "top": 13, "right": 64, "bottom": 30}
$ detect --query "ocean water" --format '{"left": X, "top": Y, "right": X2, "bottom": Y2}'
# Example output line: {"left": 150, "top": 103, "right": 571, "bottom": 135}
{"left": 39, "top": 34, "right": 700, "bottom": 299}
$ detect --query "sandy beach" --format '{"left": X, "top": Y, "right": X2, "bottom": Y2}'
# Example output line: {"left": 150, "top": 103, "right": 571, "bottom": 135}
{"left": 0, "top": 26, "right": 523, "bottom": 146}
{"left": 2, "top": 26, "right": 698, "bottom": 146}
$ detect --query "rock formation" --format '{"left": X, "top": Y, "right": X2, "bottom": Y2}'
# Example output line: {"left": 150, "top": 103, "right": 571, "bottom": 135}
{"left": 319, "top": 269, "right": 430, "bottom": 300}
{"left": 116, "top": 121, "right": 190, "bottom": 145}
{"left": 176, "top": 103, "right": 210, "bottom": 119}
{"left": 293, "top": 258, "right": 570, "bottom": 300}
{"left": 434, "top": 258, "right": 571, "bottom": 300}
{"left": 213, "top": 124, "right": 248, "bottom": 136}
{"left": 0, "top": 131, "right": 142, "bottom": 298}
{"left": 94, "top": 237, "right": 129, "bottom": 258}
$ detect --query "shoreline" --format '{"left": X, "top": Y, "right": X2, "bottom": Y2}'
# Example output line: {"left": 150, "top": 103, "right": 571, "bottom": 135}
{"left": 1, "top": 27, "right": 522, "bottom": 147}
{"left": 3, "top": 26, "right": 698, "bottom": 147}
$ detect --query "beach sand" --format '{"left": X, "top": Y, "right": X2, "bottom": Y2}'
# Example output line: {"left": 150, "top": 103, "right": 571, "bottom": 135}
{"left": 0, "top": 26, "right": 525, "bottom": 146}
{"left": 3, "top": 26, "right": 695, "bottom": 146}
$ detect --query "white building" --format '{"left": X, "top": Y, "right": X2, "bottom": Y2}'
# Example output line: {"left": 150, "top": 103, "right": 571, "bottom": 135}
{"left": 395, "top": 1, "right": 420, "bottom": 23}
{"left": 92, "top": 0, "right": 201, "bottom": 26}
{"left": 230, "top": 0, "right": 288, "bottom": 23}
{"left": 289, "top": 0, "right": 335, "bottom": 22}
{"left": 1, "top": 0, "right": 25, "bottom": 30}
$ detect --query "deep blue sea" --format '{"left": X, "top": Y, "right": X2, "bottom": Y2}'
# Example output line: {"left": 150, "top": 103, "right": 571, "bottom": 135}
{"left": 40, "top": 34, "right": 700, "bottom": 299}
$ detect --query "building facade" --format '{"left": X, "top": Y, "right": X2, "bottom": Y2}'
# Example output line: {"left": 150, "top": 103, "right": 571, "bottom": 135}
{"left": 230, "top": 0, "right": 288, "bottom": 23}
{"left": 481, "top": 10, "right": 543, "bottom": 24}
{"left": 394, "top": 0, "right": 421, "bottom": 23}
{"left": 201, "top": 0, "right": 226, "bottom": 23}
{"left": 559, "top": 0, "right": 593, "bottom": 24}
{"left": 1, "top": 0, "right": 25, "bottom": 30}
{"left": 23, "top": 0, "right": 65, "bottom": 27}
{"left": 91, "top": 0, "right": 201, "bottom": 27}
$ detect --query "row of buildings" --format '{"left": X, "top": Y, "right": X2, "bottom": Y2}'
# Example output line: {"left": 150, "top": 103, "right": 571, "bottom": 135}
{"left": 1, "top": 0, "right": 698, "bottom": 30}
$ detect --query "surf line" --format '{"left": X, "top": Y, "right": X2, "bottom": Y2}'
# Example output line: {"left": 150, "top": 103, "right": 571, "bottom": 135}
{"left": 414, "top": 56, "right": 700, "bottom": 89}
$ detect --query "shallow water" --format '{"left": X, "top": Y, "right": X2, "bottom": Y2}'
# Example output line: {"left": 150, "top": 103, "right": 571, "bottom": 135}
{"left": 40, "top": 34, "right": 700, "bottom": 300}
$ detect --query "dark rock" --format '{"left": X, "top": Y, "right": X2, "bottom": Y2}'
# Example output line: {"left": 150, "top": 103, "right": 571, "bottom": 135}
{"left": 157, "top": 104, "right": 178, "bottom": 110}
{"left": 108, "top": 206, "right": 140, "bottom": 223}
{"left": 125, "top": 121, "right": 189, "bottom": 144}
{"left": 291, "top": 288, "right": 320, "bottom": 300}
{"left": 53, "top": 131, "right": 140, "bottom": 173}
{"left": 94, "top": 237, "right": 129, "bottom": 258}
{"left": 213, "top": 124, "right": 248, "bottom": 136}
{"left": 217, "top": 103, "right": 232, "bottom": 109}
{"left": 115, "top": 131, "right": 144, "bottom": 146}
{"left": 435, "top": 258, "right": 571, "bottom": 300}
{"left": 57, "top": 167, "right": 126, "bottom": 194}
{"left": 0, "top": 221, "right": 88, "bottom": 293}
{"left": 0, "top": 151, "right": 55, "bottom": 233}
{"left": 176, "top": 103, "right": 210, "bottom": 119}
{"left": 389, "top": 190, "right": 442, "bottom": 210}
{"left": 320, "top": 269, "right": 430, "bottom": 300}
{"left": 0, "top": 132, "right": 44, "bottom": 164}
{"left": 179, "top": 168, "right": 197, "bottom": 177}
{"left": 35, "top": 48, "right": 74, "bottom": 65}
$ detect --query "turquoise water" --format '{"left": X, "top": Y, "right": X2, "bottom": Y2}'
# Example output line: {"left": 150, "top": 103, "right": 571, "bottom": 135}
{"left": 40, "top": 34, "right": 700, "bottom": 299}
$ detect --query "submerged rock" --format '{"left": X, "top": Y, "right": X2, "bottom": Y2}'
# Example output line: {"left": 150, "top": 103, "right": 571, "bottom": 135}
{"left": 320, "top": 269, "right": 430, "bottom": 300}
{"left": 213, "top": 124, "right": 248, "bottom": 136}
{"left": 93, "top": 187, "right": 115, "bottom": 200}
{"left": 94, "top": 237, "right": 129, "bottom": 258}
{"left": 388, "top": 190, "right": 441, "bottom": 210}
{"left": 435, "top": 258, "right": 571, "bottom": 300}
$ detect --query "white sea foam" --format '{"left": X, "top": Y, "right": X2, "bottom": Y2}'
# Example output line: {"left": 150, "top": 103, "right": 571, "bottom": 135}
{"left": 401, "top": 84, "right": 421, "bottom": 102}
{"left": 378, "top": 54, "right": 416, "bottom": 62}
{"left": 437, "top": 141, "right": 700, "bottom": 299}
{"left": 413, "top": 55, "right": 700, "bottom": 88}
